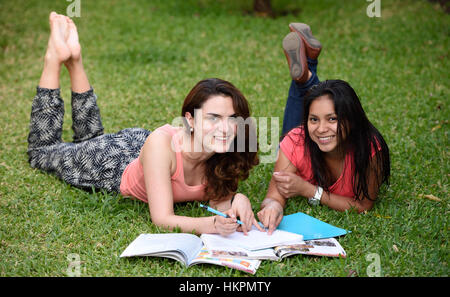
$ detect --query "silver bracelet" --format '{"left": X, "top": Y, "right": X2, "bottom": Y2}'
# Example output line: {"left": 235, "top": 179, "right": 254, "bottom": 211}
{"left": 308, "top": 186, "right": 323, "bottom": 206}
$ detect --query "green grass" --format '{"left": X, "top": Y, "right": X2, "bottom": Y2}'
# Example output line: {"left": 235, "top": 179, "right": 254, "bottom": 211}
{"left": 0, "top": 0, "right": 448, "bottom": 277}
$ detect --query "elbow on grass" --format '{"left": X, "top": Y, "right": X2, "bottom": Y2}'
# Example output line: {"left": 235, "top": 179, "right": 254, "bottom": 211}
{"left": 151, "top": 215, "right": 186, "bottom": 233}
{"left": 344, "top": 198, "right": 375, "bottom": 214}
{"left": 150, "top": 216, "right": 174, "bottom": 231}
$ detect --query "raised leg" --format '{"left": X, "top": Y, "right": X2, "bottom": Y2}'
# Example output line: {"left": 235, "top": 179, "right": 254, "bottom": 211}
{"left": 281, "top": 58, "right": 320, "bottom": 136}
{"left": 63, "top": 16, "right": 90, "bottom": 93}
{"left": 38, "top": 12, "right": 71, "bottom": 89}
{"left": 28, "top": 13, "right": 150, "bottom": 193}
{"left": 60, "top": 16, "right": 103, "bottom": 142}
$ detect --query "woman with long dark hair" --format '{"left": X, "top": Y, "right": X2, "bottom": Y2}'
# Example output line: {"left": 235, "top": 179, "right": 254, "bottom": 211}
{"left": 28, "top": 12, "right": 262, "bottom": 236}
{"left": 258, "top": 23, "right": 390, "bottom": 234}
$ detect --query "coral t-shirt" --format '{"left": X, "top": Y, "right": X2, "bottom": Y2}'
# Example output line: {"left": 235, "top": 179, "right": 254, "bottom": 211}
{"left": 119, "top": 124, "right": 206, "bottom": 203}
{"left": 280, "top": 127, "right": 379, "bottom": 199}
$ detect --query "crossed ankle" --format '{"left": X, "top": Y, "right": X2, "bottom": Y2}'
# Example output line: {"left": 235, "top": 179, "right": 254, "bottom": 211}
{"left": 64, "top": 56, "right": 83, "bottom": 68}
{"left": 44, "top": 51, "right": 65, "bottom": 66}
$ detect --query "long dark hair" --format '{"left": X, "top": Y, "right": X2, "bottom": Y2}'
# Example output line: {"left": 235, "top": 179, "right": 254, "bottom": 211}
{"left": 299, "top": 79, "right": 390, "bottom": 201}
{"left": 181, "top": 78, "right": 259, "bottom": 201}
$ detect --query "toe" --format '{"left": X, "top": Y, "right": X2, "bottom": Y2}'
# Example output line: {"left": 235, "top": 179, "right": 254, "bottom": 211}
{"left": 49, "top": 11, "right": 57, "bottom": 23}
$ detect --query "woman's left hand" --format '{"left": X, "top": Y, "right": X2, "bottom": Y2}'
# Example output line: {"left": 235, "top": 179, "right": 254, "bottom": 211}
{"left": 272, "top": 171, "right": 308, "bottom": 198}
{"left": 231, "top": 193, "right": 265, "bottom": 235}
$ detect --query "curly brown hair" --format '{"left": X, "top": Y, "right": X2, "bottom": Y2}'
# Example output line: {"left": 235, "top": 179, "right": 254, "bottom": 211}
{"left": 181, "top": 78, "right": 259, "bottom": 201}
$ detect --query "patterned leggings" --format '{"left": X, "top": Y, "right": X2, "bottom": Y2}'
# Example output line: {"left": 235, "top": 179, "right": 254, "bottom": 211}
{"left": 27, "top": 86, "right": 151, "bottom": 193}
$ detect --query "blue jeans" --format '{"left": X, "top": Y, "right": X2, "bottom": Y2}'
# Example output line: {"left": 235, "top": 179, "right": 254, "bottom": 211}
{"left": 281, "top": 58, "right": 320, "bottom": 136}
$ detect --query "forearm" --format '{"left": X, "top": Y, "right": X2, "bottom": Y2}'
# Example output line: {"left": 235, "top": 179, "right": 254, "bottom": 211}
{"left": 262, "top": 178, "right": 288, "bottom": 209}
{"left": 320, "top": 191, "right": 373, "bottom": 213}
{"left": 154, "top": 214, "right": 217, "bottom": 234}
{"left": 293, "top": 176, "right": 373, "bottom": 212}
{"left": 261, "top": 196, "right": 286, "bottom": 209}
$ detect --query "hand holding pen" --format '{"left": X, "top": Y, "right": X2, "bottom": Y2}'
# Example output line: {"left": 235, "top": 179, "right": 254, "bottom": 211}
{"left": 214, "top": 208, "right": 241, "bottom": 236}
{"left": 225, "top": 193, "right": 266, "bottom": 234}
{"left": 200, "top": 203, "right": 265, "bottom": 236}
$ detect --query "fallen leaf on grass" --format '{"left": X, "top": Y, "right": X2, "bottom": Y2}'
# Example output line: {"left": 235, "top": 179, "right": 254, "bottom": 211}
{"left": 431, "top": 124, "right": 441, "bottom": 132}
{"left": 374, "top": 214, "right": 391, "bottom": 219}
{"left": 431, "top": 120, "right": 448, "bottom": 132}
{"left": 393, "top": 245, "right": 399, "bottom": 252}
{"left": 418, "top": 194, "right": 442, "bottom": 202}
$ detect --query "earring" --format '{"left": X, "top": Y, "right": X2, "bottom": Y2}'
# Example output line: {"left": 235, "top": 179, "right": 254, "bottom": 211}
{"left": 190, "top": 126, "right": 194, "bottom": 133}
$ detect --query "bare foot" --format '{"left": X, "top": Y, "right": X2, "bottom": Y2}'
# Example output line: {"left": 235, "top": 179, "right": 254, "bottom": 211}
{"left": 57, "top": 16, "right": 89, "bottom": 92}
{"left": 45, "top": 12, "right": 71, "bottom": 64}
{"left": 65, "top": 16, "right": 81, "bottom": 61}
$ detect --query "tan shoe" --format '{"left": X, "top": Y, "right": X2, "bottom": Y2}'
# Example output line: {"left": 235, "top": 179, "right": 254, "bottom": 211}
{"left": 282, "top": 32, "right": 308, "bottom": 83}
{"left": 289, "top": 23, "right": 322, "bottom": 60}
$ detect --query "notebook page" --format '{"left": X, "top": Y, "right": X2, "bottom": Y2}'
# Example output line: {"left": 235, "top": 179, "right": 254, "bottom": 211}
{"left": 201, "top": 226, "right": 303, "bottom": 251}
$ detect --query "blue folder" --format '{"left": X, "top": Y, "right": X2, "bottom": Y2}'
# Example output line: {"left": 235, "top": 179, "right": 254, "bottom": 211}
{"left": 277, "top": 212, "right": 350, "bottom": 240}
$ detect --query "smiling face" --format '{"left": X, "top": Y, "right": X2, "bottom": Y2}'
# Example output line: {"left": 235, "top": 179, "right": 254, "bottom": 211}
{"left": 307, "top": 95, "right": 343, "bottom": 155}
{"left": 187, "top": 95, "right": 238, "bottom": 153}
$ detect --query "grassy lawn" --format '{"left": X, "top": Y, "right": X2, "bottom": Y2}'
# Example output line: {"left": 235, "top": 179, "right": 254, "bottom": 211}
{"left": 0, "top": 0, "right": 448, "bottom": 277}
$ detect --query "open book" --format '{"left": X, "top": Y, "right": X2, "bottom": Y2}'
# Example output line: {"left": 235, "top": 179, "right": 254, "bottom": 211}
{"left": 201, "top": 226, "right": 304, "bottom": 251}
{"left": 274, "top": 237, "right": 346, "bottom": 259}
{"left": 202, "top": 235, "right": 346, "bottom": 260}
{"left": 120, "top": 213, "right": 348, "bottom": 273}
{"left": 120, "top": 227, "right": 306, "bottom": 274}
{"left": 119, "top": 233, "right": 261, "bottom": 274}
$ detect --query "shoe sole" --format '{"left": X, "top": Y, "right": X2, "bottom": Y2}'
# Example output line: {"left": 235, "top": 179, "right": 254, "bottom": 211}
{"left": 282, "top": 32, "right": 308, "bottom": 82}
{"left": 289, "top": 23, "right": 322, "bottom": 59}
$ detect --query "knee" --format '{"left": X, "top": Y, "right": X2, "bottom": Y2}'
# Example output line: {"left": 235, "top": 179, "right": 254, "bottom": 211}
{"left": 27, "top": 149, "right": 40, "bottom": 168}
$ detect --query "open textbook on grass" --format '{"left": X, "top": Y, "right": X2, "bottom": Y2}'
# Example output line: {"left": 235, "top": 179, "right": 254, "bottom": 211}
{"left": 120, "top": 212, "right": 348, "bottom": 274}
{"left": 202, "top": 233, "right": 346, "bottom": 260}
{"left": 120, "top": 228, "right": 304, "bottom": 274}
{"left": 201, "top": 226, "right": 304, "bottom": 250}
{"left": 274, "top": 238, "right": 346, "bottom": 258}
{"left": 119, "top": 233, "right": 261, "bottom": 274}
{"left": 200, "top": 212, "right": 349, "bottom": 260}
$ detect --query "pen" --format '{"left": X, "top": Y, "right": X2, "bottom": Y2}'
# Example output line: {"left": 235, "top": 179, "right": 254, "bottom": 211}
{"left": 258, "top": 221, "right": 268, "bottom": 230}
{"left": 199, "top": 203, "right": 267, "bottom": 230}
{"left": 199, "top": 203, "right": 243, "bottom": 225}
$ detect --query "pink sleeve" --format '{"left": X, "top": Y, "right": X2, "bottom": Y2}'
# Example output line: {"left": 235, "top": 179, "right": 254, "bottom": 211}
{"left": 280, "top": 128, "right": 305, "bottom": 169}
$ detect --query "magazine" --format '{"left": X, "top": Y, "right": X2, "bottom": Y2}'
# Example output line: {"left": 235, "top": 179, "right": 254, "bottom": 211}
{"left": 274, "top": 237, "right": 346, "bottom": 258}
{"left": 202, "top": 236, "right": 346, "bottom": 260}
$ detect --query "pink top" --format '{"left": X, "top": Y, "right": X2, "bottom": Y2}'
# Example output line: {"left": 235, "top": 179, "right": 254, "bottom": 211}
{"left": 120, "top": 124, "right": 206, "bottom": 203}
{"left": 280, "top": 127, "right": 379, "bottom": 198}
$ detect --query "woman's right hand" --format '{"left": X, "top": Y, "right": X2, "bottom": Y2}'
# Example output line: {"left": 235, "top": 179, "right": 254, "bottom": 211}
{"left": 213, "top": 209, "right": 239, "bottom": 236}
{"left": 257, "top": 199, "right": 284, "bottom": 235}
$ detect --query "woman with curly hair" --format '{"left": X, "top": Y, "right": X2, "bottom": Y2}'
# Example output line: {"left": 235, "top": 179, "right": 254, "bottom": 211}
{"left": 27, "top": 12, "right": 262, "bottom": 236}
